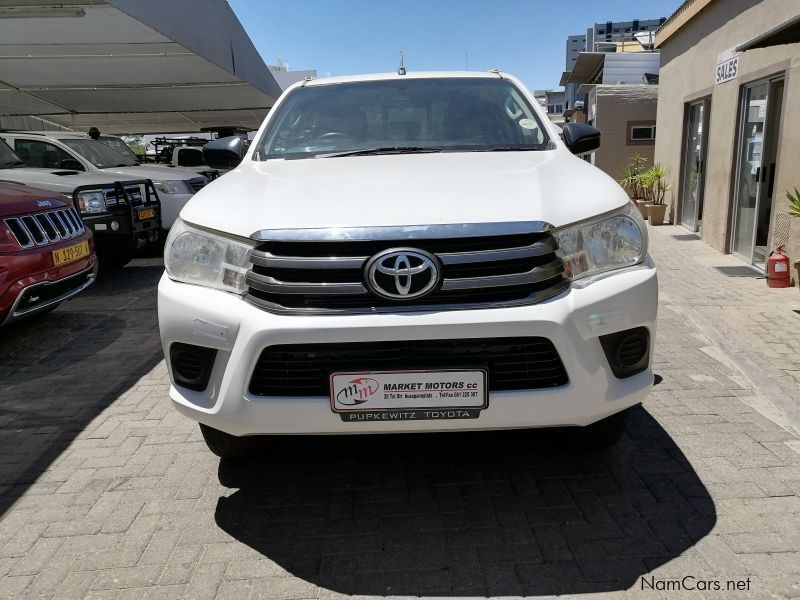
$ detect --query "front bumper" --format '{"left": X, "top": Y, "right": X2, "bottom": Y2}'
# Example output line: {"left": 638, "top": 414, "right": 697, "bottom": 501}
{"left": 158, "top": 260, "right": 658, "bottom": 435}
{"left": 74, "top": 180, "right": 162, "bottom": 251}
{"left": 0, "top": 244, "right": 97, "bottom": 325}
{"left": 158, "top": 192, "right": 192, "bottom": 230}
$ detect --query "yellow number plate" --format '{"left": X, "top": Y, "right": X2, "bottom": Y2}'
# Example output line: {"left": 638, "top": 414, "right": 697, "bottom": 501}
{"left": 137, "top": 208, "right": 156, "bottom": 221}
{"left": 52, "top": 240, "right": 90, "bottom": 267}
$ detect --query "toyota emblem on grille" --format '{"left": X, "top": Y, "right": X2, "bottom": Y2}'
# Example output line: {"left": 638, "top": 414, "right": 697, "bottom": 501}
{"left": 365, "top": 248, "right": 440, "bottom": 300}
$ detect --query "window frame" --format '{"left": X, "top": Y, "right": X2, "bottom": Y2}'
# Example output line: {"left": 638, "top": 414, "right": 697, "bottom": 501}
{"left": 13, "top": 138, "right": 86, "bottom": 171}
{"left": 626, "top": 121, "right": 657, "bottom": 145}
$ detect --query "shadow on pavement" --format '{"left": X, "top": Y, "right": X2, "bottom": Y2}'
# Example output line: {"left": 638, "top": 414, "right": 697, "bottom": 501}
{"left": 215, "top": 406, "right": 716, "bottom": 596}
{"left": 0, "top": 260, "right": 164, "bottom": 518}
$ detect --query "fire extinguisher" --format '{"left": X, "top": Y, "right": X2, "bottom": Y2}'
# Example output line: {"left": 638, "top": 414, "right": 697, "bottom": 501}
{"left": 767, "top": 245, "right": 791, "bottom": 288}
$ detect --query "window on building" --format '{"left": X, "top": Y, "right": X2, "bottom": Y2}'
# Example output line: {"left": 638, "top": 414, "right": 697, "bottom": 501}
{"left": 627, "top": 122, "right": 657, "bottom": 144}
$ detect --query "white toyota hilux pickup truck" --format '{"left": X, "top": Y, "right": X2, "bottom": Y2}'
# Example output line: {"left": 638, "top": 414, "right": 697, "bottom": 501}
{"left": 158, "top": 71, "right": 658, "bottom": 458}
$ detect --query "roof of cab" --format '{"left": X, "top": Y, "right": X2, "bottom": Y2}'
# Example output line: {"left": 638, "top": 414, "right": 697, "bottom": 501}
{"left": 2, "top": 131, "right": 90, "bottom": 139}
{"left": 303, "top": 70, "right": 507, "bottom": 87}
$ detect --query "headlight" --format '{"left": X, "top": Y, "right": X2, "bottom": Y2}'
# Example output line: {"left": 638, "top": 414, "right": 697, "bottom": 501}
{"left": 554, "top": 202, "right": 647, "bottom": 280}
{"left": 76, "top": 191, "right": 107, "bottom": 214}
{"left": 153, "top": 180, "right": 190, "bottom": 195}
{"left": 164, "top": 218, "right": 254, "bottom": 294}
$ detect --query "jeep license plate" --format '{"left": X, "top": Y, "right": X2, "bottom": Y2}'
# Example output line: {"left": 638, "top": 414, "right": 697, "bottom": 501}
{"left": 52, "top": 240, "right": 90, "bottom": 266}
{"left": 137, "top": 208, "right": 156, "bottom": 221}
{"left": 330, "top": 369, "right": 487, "bottom": 421}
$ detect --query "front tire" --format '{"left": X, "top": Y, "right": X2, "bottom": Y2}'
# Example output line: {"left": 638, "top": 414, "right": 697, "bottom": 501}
{"left": 96, "top": 239, "right": 133, "bottom": 269}
{"left": 199, "top": 424, "right": 258, "bottom": 459}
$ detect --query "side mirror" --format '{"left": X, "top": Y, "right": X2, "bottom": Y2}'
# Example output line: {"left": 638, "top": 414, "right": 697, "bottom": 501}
{"left": 60, "top": 158, "right": 84, "bottom": 171}
{"left": 176, "top": 147, "right": 204, "bottom": 167}
{"left": 562, "top": 123, "right": 601, "bottom": 156}
{"left": 203, "top": 136, "right": 245, "bottom": 169}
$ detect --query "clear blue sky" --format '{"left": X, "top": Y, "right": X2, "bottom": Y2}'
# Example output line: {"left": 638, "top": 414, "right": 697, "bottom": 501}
{"left": 228, "top": 0, "right": 680, "bottom": 91}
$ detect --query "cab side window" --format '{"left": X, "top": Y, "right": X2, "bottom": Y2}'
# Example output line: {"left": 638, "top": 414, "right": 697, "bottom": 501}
{"left": 14, "top": 139, "right": 84, "bottom": 171}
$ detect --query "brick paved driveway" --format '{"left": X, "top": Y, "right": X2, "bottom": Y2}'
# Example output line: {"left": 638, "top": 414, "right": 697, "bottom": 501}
{"left": 1, "top": 229, "right": 799, "bottom": 599}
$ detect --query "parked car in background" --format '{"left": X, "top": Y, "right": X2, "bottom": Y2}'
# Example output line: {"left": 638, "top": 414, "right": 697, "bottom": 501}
{"left": 159, "top": 71, "right": 657, "bottom": 459}
{"left": 135, "top": 136, "right": 220, "bottom": 180}
{"left": 0, "top": 132, "right": 208, "bottom": 229}
{"left": 0, "top": 138, "right": 161, "bottom": 267}
{"left": 98, "top": 135, "right": 219, "bottom": 182}
{"left": 0, "top": 182, "right": 97, "bottom": 325}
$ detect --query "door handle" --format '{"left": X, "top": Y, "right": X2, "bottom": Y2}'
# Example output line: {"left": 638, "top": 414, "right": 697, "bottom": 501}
{"left": 768, "top": 163, "right": 776, "bottom": 198}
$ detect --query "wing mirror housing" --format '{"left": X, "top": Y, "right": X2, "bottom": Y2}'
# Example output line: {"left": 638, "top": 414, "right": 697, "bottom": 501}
{"left": 562, "top": 123, "right": 601, "bottom": 156}
{"left": 203, "top": 136, "right": 246, "bottom": 169}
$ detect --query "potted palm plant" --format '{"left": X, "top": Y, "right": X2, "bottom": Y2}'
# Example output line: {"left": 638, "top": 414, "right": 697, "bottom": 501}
{"left": 787, "top": 188, "right": 800, "bottom": 288}
{"left": 646, "top": 164, "right": 671, "bottom": 225}
{"left": 619, "top": 153, "right": 648, "bottom": 218}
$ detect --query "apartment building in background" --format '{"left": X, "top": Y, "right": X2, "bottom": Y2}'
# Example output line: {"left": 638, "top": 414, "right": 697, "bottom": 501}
{"left": 545, "top": 90, "right": 566, "bottom": 125}
{"left": 564, "top": 18, "right": 666, "bottom": 109}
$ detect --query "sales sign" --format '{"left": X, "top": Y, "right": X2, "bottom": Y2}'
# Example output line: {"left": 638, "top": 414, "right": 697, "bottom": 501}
{"left": 715, "top": 48, "right": 740, "bottom": 85}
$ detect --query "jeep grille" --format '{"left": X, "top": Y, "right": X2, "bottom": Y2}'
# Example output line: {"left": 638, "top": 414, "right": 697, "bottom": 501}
{"left": 4, "top": 207, "right": 85, "bottom": 249}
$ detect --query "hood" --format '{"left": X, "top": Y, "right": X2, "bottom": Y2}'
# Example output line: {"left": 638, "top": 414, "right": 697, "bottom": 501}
{"left": 97, "top": 164, "right": 202, "bottom": 183}
{"left": 181, "top": 151, "right": 630, "bottom": 239}
{"left": 0, "top": 181, "right": 69, "bottom": 216}
{"left": 0, "top": 167, "right": 132, "bottom": 195}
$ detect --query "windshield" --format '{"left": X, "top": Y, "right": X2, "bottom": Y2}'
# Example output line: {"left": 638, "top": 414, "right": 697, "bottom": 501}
{"left": 255, "top": 77, "right": 551, "bottom": 160}
{"left": 98, "top": 137, "right": 140, "bottom": 163}
{"left": 59, "top": 138, "right": 137, "bottom": 168}
{"left": 0, "top": 139, "right": 25, "bottom": 168}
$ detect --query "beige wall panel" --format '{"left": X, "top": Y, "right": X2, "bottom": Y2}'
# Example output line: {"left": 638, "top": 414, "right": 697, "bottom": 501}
{"left": 655, "top": 0, "right": 800, "bottom": 257}
{"left": 593, "top": 86, "right": 658, "bottom": 182}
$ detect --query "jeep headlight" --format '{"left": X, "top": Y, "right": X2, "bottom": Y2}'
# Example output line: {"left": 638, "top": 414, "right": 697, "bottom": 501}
{"left": 554, "top": 202, "right": 647, "bottom": 280}
{"left": 76, "top": 190, "right": 107, "bottom": 214}
{"left": 153, "top": 180, "right": 190, "bottom": 195}
{"left": 164, "top": 218, "right": 254, "bottom": 294}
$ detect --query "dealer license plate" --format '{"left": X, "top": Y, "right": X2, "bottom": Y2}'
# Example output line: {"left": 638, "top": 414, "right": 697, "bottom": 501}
{"left": 52, "top": 240, "right": 90, "bottom": 266}
{"left": 137, "top": 207, "right": 156, "bottom": 221}
{"left": 330, "top": 369, "right": 487, "bottom": 422}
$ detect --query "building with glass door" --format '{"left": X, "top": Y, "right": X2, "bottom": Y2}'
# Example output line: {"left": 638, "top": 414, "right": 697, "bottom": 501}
{"left": 654, "top": 0, "right": 799, "bottom": 271}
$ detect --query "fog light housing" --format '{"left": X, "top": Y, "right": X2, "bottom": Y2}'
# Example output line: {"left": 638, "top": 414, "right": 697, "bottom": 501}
{"left": 169, "top": 342, "right": 217, "bottom": 391}
{"left": 599, "top": 327, "right": 650, "bottom": 378}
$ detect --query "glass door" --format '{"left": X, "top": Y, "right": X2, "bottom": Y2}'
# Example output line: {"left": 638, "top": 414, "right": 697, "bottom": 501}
{"left": 731, "top": 78, "right": 784, "bottom": 267}
{"left": 680, "top": 99, "right": 710, "bottom": 231}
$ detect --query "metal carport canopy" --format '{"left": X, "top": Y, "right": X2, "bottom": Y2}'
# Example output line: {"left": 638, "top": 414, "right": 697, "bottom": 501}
{"left": 0, "top": 0, "right": 283, "bottom": 134}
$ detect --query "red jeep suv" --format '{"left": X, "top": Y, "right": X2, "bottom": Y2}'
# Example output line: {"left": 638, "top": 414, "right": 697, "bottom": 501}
{"left": 0, "top": 182, "right": 97, "bottom": 325}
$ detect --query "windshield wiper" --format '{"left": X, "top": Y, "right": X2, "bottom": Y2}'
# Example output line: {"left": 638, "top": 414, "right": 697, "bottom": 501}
{"left": 473, "top": 146, "right": 539, "bottom": 152}
{"left": 0, "top": 160, "right": 27, "bottom": 168}
{"left": 317, "top": 146, "right": 443, "bottom": 158}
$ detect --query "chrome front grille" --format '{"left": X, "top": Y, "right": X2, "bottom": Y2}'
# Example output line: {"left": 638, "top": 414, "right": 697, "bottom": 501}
{"left": 4, "top": 207, "right": 85, "bottom": 249}
{"left": 244, "top": 222, "right": 570, "bottom": 315}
